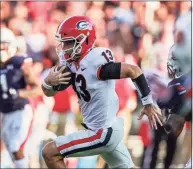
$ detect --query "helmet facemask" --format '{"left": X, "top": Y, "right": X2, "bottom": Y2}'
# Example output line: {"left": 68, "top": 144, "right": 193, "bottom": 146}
{"left": 167, "top": 62, "right": 177, "bottom": 79}
{"left": 56, "top": 33, "right": 88, "bottom": 65}
{"left": 167, "top": 57, "right": 183, "bottom": 79}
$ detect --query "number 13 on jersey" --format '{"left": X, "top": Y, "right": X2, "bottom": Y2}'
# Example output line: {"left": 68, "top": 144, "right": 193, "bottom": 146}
{"left": 72, "top": 73, "right": 91, "bottom": 102}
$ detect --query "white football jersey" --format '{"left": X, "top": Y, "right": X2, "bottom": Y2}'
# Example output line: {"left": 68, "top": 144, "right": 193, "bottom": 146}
{"left": 68, "top": 47, "right": 119, "bottom": 130}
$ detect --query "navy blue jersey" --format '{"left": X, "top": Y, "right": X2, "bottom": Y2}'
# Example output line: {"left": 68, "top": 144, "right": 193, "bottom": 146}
{"left": 158, "top": 73, "right": 191, "bottom": 121}
{"left": 168, "top": 73, "right": 191, "bottom": 89}
{"left": 0, "top": 56, "right": 31, "bottom": 113}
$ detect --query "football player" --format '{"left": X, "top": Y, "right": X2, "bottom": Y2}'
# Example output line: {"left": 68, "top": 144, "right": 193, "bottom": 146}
{"left": 41, "top": 16, "right": 163, "bottom": 168}
{"left": 158, "top": 8, "right": 191, "bottom": 136}
{"left": 158, "top": 9, "right": 191, "bottom": 169}
{"left": 0, "top": 28, "right": 42, "bottom": 168}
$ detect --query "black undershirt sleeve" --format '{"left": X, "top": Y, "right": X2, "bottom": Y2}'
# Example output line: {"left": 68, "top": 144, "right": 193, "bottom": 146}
{"left": 99, "top": 62, "right": 121, "bottom": 80}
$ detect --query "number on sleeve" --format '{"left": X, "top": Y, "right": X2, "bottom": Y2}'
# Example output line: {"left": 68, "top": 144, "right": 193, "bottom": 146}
{"left": 102, "top": 50, "right": 114, "bottom": 63}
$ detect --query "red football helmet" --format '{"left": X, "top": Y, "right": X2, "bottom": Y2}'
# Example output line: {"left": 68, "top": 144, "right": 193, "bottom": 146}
{"left": 55, "top": 16, "right": 96, "bottom": 63}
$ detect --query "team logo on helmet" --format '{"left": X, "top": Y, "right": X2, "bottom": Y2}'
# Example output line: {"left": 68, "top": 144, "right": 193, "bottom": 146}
{"left": 76, "top": 21, "right": 89, "bottom": 30}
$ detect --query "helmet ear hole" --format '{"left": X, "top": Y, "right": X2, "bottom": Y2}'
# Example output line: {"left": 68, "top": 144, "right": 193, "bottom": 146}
{"left": 86, "top": 37, "right": 88, "bottom": 45}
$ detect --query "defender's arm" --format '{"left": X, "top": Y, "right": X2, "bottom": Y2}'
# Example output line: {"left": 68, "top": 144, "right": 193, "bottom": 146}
{"left": 19, "top": 59, "right": 43, "bottom": 98}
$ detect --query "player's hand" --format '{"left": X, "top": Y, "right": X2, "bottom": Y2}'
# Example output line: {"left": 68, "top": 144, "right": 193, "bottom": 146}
{"left": 45, "top": 66, "right": 71, "bottom": 86}
{"left": 138, "top": 104, "right": 163, "bottom": 130}
{"left": 164, "top": 114, "right": 185, "bottom": 137}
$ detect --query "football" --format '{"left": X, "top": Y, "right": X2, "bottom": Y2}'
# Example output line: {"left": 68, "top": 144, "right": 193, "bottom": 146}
{"left": 52, "top": 65, "right": 72, "bottom": 91}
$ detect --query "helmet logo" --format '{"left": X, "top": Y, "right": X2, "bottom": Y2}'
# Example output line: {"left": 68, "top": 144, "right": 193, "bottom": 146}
{"left": 76, "top": 21, "right": 89, "bottom": 30}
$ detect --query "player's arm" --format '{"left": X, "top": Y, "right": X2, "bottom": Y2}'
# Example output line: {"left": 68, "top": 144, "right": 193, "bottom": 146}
{"left": 42, "top": 66, "right": 71, "bottom": 97}
{"left": 99, "top": 62, "right": 150, "bottom": 102}
{"left": 98, "top": 62, "right": 163, "bottom": 129}
{"left": 19, "top": 58, "right": 43, "bottom": 98}
{"left": 157, "top": 82, "right": 186, "bottom": 109}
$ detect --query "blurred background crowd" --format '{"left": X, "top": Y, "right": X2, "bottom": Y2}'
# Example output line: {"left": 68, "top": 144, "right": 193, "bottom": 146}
{"left": 0, "top": 1, "right": 191, "bottom": 168}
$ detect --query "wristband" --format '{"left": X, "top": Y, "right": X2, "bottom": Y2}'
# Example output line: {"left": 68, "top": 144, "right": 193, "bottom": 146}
{"left": 132, "top": 74, "right": 153, "bottom": 105}
{"left": 42, "top": 79, "right": 53, "bottom": 90}
{"left": 141, "top": 94, "right": 153, "bottom": 105}
{"left": 132, "top": 74, "right": 151, "bottom": 98}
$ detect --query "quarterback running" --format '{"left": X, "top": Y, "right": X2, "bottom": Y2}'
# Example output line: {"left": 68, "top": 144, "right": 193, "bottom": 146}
{"left": 42, "top": 16, "right": 163, "bottom": 168}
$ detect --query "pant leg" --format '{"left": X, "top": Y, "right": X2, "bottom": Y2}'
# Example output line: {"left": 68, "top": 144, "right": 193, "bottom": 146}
{"left": 55, "top": 127, "right": 114, "bottom": 158}
{"left": 2, "top": 105, "right": 33, "bottom": 153}
{"left": 101, "top": 141, "right": 134, "bottom": 169}
{"left": 164, "top": 134, "right": 177, "bottom": 169}
{"left": 140, "top": 147, "right": 147, "bottom": 168}
{"left": 143, "top": 126, "right": 164, "bottom": 169}
{"left": 55, "top": 117, "right": 124, "bottom": 158}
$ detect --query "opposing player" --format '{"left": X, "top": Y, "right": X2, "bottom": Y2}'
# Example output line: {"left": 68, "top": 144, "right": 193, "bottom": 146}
{"left": 41, "top": 16, "right": 163, "bottom": 168}
{"left": 160, "top": 9, "right": 191, "bottom": 139}
{"left": 158, "top": 45, "right": 191, "bottom": 127}
{"left": 0, "top": 28, "right": 42, "bottom": 168}
{"left": 158, "top": 9, "right": 191, "bottom": 169}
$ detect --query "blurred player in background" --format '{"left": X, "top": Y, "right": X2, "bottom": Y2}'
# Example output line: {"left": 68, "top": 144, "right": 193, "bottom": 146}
{"left": 0, "top": 28, "right": 42, "bottom": 168}
{"left": 41, "top": 16, "right": 163, "bottom": 169}
{"left": 26, "top": 59, "right": 55, "bottom": 168}
{"left": 142, "top": 9, "right": 191, "bottom": 169}
{"left": 157, "top": 44, "right": 191, "bottom": 168}
{"left": 164, "top": 9, "right": 191, "bottom": 169}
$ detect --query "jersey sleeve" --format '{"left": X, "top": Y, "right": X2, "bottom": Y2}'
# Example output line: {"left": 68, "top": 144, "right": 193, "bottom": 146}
{"left": 157, "top": 81, "right": 186, "bottom": 109}
{"left": 89, "top": 47, "right": 115, "bottom": 80}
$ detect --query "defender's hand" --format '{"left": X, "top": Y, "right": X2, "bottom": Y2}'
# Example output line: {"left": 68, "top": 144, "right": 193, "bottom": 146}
{"left": 138, "top": 104, "right": 163, "bottom": 130}
{"left": 164, "top": 114, "right": 185, "bottom": 137}
{"left": 45, "top": 66, "right": 71, "bottom": 86}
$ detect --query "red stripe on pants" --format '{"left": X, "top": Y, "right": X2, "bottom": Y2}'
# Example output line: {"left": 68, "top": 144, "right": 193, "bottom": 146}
{"left": 58, "top": 129, "right": 103, "bottom": 151}
{"left": 19, "top": 118, "right": 33, "bottom": 151}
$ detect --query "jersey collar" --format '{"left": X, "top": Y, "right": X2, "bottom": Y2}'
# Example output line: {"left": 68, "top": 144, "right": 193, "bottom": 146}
{"left": 74, "top": 48, "right": 93, "bottom": 70}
